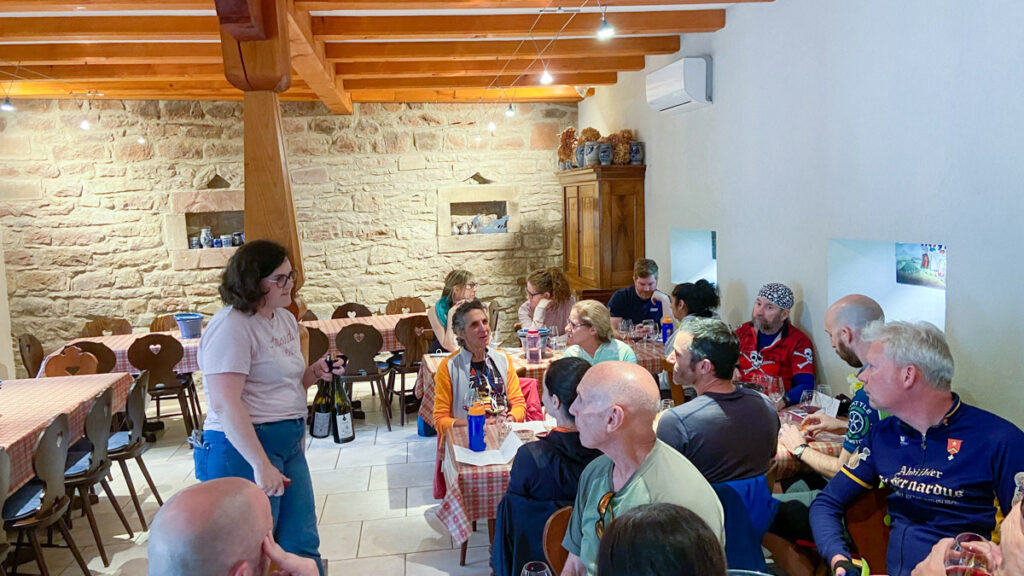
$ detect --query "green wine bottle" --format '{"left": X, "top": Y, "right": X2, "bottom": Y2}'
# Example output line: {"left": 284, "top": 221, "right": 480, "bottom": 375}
{"left": 331, "top": 362, "right": 355, "bottom": 444}
{"left": 309, "top": 366, "right": 332, "bottom": 440}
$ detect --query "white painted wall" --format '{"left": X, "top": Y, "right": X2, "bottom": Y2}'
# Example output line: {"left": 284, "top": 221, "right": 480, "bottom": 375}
{"left": 827, "top": 238, "right": 947, "bottom": 329}
{"left": 670, "top": 228, "right": 717, "bottom": 285}
{"left": 580, "top": 0, "right": 1024, "bottom": 425}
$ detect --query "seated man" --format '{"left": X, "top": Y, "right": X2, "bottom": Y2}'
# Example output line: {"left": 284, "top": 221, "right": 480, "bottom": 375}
{"left": 809, "top": 321, "right": 1024, "bottom": 576}
{"left": 607, "top": 258, "right": 672, "bottom": 332}
{"left": 149, "top": 477, "right": 319, "bottom": 576}
{"left": 561, "top": 362, "right": 724, "bottom": 576}
{"left": 734, "top": 282, "right": 816, "bottom": 405}
{"left": 658, "top": 317, "right": 779, "bottom": 485}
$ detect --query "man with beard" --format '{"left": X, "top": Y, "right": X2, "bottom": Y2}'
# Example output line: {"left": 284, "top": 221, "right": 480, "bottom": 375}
{"left": 607, "top": 258, "right": 673, "bottom": 332}
{"left": 778, "top": 294, "right": 886, "bottom": 479}
{"left": 735, "top": 282, "right": 816, "bottom": 405}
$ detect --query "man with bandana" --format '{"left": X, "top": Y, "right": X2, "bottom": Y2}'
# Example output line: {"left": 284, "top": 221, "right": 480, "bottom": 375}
{"left": 809, "top": 321, "right": 1024, "bottom": 576}
{"left": 734, "top": 282, "right": 816, "bottom": 405}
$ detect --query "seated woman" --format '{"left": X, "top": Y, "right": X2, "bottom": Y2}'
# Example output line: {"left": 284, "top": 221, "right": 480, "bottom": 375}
{"left": 596, "top": 503, "right": 728, "bottom": 576}
{"left": 432, "top": 299, "right": 526, "bottom": 435}
{"left": 563, "top": 300, "right": 638, "bottom": 365}
{"left": 492, "top": 357, "right": 603, "bottom": 576}
{"left": 518, "top": 267, "right": 575, "bottom": 334}
{"left": 427, "top": 269, "right": 477, "bottom": 352}
{"left": 661, "top": 279, "right": 720, "bottom": 395}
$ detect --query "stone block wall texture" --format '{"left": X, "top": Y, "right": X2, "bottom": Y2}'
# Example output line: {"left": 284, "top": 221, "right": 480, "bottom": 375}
{"left": 0, "top": 99, "right": 577, "bottom": 377}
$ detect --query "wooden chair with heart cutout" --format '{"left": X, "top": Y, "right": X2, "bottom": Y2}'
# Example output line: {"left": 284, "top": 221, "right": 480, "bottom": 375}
{"left": 43, "top": 345, "right": 99, "bottom": 377}
{"left": 80, "top": 317, "right": 132, "bottom": 338}
{"left": 331, "top": 303, "right": 372, "bottom": 319}
{"left": 335, "top": 323, "right": 392, "bottom": 431}
{"left": 388, "top": 315, "right": 433, "bottom": 426}
{"left": 149, "top": 314, "right": 179, "bottom": 333}
{"left": 18, "top": 333, "right": 45, "bottom": 378}
{"left": 385, "top": 297, "right": 426, "bottom": 315}
{"left": 127, "top": 334, "right": 199, "bottom": 437}
{"left": 63, "top": 341, "right": 117, "bottom": 374}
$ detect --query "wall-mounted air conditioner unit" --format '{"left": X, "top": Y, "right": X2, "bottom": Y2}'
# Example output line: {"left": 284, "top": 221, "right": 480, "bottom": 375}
{"left": 646, "top": 57, "right": 711, "bottom": 114}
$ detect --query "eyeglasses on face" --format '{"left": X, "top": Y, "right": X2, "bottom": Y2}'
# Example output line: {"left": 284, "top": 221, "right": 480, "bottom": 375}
{"left": 464, "top": 282, "right": 478, "bottom": 290}
{"left": 527, "top": 288, "right": 541, "bottom": 298}
{"left": 595, "top": 490, "right": 615, "bottom": 538}
{"left": 568, "top": 319, "right": 589, "bottom": 330}
{"left": 265, "top": 270, "right": 296, "bottom": 288}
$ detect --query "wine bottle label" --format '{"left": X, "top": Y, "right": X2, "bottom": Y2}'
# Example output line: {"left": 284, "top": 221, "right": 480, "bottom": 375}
{"left": 337, "top": 413, "right": 354, "bottom": 438}
{"left": 311, "top": 411, "right": 331, "bottom": 438}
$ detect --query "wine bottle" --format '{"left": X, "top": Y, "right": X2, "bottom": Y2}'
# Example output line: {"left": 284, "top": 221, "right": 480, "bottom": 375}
{"left": 331, "top": 360, "right": 355, "bottom": 444}
{"left": 309, "top": 365, "right": 332, "bottom": 440}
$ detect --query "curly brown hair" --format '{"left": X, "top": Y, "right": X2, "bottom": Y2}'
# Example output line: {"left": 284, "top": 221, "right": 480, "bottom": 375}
{"left": 218, "top": 239, "right": 289, "bottom": 315}
{"left": 527, "top": 267, "right": 571, "bottom": 304}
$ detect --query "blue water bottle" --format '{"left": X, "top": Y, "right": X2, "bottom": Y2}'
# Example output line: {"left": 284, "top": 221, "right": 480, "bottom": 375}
{"left": 467, "top": 404, "right": 487, "bottom": 452}
{"left": 661, "top": 316, "right": 674, "bottom": 344}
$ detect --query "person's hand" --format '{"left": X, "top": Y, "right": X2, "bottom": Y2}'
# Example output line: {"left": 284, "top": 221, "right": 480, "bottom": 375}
{"left": 263, "top": 533, "right": 319, "bottom": 576}
{"left": 912, "top": 539, "right": 954, "bottom": 576}
{"left": 803, "top": 413, "right": 847, "bottom": 435}
{"left": 779, "top": 423, "right": 808, "bottom": 452}
{"left": 830, "top": 556, "right": 857, "bottom": 576}
{"left": 311, "top": 357, "right": 345, "bottom": 381}
{"left": 255, "top": 462, "right": 290, "bottom": 498}
{"left": 536, "top": 297, "right": 551, "bottom": 310}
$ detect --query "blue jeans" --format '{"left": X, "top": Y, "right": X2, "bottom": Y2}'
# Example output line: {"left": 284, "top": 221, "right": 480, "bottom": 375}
{"left": 194, "top": 419, "right": 323, "bottom": 575}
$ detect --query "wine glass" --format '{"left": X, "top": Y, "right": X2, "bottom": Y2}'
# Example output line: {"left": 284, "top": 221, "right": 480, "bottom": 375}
{"left": 799, "top": 389, "right": 816, "bottom": 407}
{"left": 521, "top": 561, "right": 554, "bottom": 576}
{"left": 619, "top": 319, "right": 634, "bottom": 340}
{"left": 642, "top": 319, "right": 658, "bottom": 341}
{"left": 765, "top": 377, "right": 785, "bottom": 409}
{"left": 944, "top": 533, "right": 993, "bottom": 575}
{"left": 462, "top": 387, "right": 482, "bottom": 412}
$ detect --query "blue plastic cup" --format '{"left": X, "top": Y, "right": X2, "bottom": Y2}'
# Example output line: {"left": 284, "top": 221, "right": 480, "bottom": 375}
{"left": 174, "top": 313, "right": 203, "bottom": 339}
{"left": 468, "top": 411, "right": 487, "bottom": 452}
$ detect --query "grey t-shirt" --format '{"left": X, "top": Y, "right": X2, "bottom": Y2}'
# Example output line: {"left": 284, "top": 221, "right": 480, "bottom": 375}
{"left": 656, "top": 386, "right": 780, "bottom": 483}
{"left": 197, "top": 306, "right": 308, "bottom": 431}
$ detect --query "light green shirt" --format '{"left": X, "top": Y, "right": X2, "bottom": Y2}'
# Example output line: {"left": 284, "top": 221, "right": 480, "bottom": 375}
{"left": 563, "top": 440, "right": 725, "bottom": 576}
{"left": 563, "top": 339, "right": 637, "bottom": 365}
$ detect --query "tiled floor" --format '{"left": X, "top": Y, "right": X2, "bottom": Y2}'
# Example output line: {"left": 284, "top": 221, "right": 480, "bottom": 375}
{"left": 19, "top": 383, "right": 492, "bottom": 575}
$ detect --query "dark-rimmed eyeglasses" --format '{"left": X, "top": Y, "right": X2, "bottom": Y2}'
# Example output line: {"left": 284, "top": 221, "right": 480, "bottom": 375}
{"left": 567, "top": 319, "right": 588, "bottom": 330}
{"left": 265, "top": 270, "right": 296, "bottom": 288}
{"left": 595, "top": 490, "right": 615, "bottom": 538}
{"left": 527, "top": 288, "right": 541, "bottom": 298}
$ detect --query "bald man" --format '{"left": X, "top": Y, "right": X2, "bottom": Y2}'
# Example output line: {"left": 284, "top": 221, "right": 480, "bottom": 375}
{"left": 149, "top": 478, "right": 318, "bottom": 576}
{"left": 560, "top": 362, "right": 725, "bottom": 576}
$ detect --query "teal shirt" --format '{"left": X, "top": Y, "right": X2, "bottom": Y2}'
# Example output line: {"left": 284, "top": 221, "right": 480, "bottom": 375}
{"left": 562, "top": 440, "right": 726, "bottom": 576}
{"left": 563, "top": 339, "right": 637, "bottom": 365}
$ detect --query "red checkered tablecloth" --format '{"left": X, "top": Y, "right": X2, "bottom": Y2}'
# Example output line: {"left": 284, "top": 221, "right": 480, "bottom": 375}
{"left": 416, "top": 340, "right": 666, "bottom": 428}
{"left": 0, "top": 373, "right": 134, "bottom": 492}
{"left": 39, "top": 331, "right": 200, "bottom": 377}
{"left": 302, "top": 313, "right": 424, "bottom": 357}
{"left": 437, "top": 426, "right": 533, "bottom": 544}
{"left": 773, "top": 439, "right": 844, "bottom": 479}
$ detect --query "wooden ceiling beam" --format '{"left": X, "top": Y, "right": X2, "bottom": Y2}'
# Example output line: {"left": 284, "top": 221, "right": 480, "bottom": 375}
{"left": 343, "top": 71, "right": 616, "bottom": 90}
{"left": 312, "top": 10, "right": 723, "bottom": 40}
{"left": 6, "top": 79, "right": 312, "bottom": 96}
{"left": 325, "top": 35, "right": 679, "bottom": 62}
{"left": 0, "top": 1, "right": 213, "bottom": 10}
{"left": 300, "top": 0, "right": 767, "bottom": 8}
{"left": 0, "top": 16, "right": 220, "bottom": 42}
{"left": 335, "top": 56, "right": 644, "bottom": 79}
{"left": 350, "top": 86, "right": 584, "bottom": 103}
{"left": 0, "top": 63, "right": 228, "bottom": 82}
{"left": 286, "top": 0, "right": 352, "bottom": 114}
{"left": 0, "top": 43, "right": 223, "bottom": 66}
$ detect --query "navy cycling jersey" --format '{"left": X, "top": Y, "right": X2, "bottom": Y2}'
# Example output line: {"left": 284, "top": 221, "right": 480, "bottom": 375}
{"left": 809, "top": 394, "right": 1024, "bottom": 576}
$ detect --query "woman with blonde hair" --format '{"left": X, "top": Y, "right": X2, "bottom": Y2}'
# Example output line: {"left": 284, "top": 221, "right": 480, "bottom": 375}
{"left": 563, "top": 300, "right": 638, "bottom": 365}
{"left": 427, "top": 269, "right": 477, "bottom": 352}
{"left": 518, "top": 267, "right": 575, "bottom": 334}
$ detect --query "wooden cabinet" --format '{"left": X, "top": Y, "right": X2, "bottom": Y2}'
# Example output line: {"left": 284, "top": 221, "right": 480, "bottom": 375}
{"left": 557, "top": 165, "right": 646, "bottom": 292}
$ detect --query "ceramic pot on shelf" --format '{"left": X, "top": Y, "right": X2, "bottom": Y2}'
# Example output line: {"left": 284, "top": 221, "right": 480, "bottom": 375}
{"left": 629, "top": 141, "right": 645, "bottom": 165}
{"left": 199, "top": 228, "right": 214, "bottom": 248}
{"left": 584, "top": 142, "right": 600, "bottom": 167}
{"left": 598, "top": 143, "right": 613, "bottom": 165}
{"left": 574, "top": 145, "right": 585, "bottom": 168}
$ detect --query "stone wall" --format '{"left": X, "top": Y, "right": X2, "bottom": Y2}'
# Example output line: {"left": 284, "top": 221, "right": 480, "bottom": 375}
{"left": 0, "top": 99, "right": 577, "bottom": 376}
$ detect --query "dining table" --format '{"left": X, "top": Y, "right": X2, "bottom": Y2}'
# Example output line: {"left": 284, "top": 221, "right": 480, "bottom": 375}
{"left": 0, "top": 373, "right": 134, "bottom": 492}
{"left": 301, "top": 312, "right": 424, "bottom": 357}
{"left": 38, "top": 330, "right": 200, "bottom": 377}
{"left": 415, "top": 338, "right": 666, "bottom": 428}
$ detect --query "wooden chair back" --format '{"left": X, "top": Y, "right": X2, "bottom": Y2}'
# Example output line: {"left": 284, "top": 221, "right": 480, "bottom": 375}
{"left": 127, "top": 334, "right": 184, "bottom": 390}
{"left": 487, "top": 302, "right": 500, "bottom": 336}
{"left": 149, "top": 314, "right": 179, "bottom": 332}
{"left": 81, "top": 317, "right": 132, "bottom": 337}
{"left": 335, "top": 323, "right": 383, "bottom": 376}
{"left": 82, "top": 388, "right": 115, "bottom": 476}
{"left": 301, "top": 309, "right": 319, "bottom": 321}
{"left": 125, "top": 372, "right": 151, "bottom": 446}
{"left": 332, "top": 303, "right": 373, "bottom": 319}
{"left": 394, "top": 315, "right": 433, "bottom": 369}
{"left": 64, "top": 341, "right": 117, "bottom": 374}
{"left": 18, "top": 333, "right": 44, "bottom": 378}
{"left": 385, "top": 297, "right": 426, "bottom": 315}
{"left": 543, "top": 506, "right": 573, "bottom": 574}
{"left": 579, "top": 288, "right": 619, "bottom": 307}
{"left": 307, "top": 326, "right": 329, "bottom": 366}
{"left": 44, "top": 345, "right": 99, "bottom": 377}
{"left": 34, "top": 413, "right": 70, "bottom": 516}
{"left": 846, "top": 487, "right": 890, "bottom": 571}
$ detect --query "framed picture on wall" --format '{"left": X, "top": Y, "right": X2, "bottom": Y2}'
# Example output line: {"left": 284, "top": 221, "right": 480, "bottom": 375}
{"left": 895, "top": 243, "right": 947, "bottom": 289}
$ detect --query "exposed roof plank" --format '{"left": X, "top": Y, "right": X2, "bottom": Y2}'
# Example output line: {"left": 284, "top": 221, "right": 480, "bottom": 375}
{"left": 344, "top": 71, "right": 616, "bottom": 90}
{"left": 301, "top": 0, "right": 766, "bottom": 8}
{"left": 0, "top": 43, "right": 224, "bottom": 66}
{"left": 325, "top": 35, "right": 679, "bottom": 62}
{"left": 335, "top": 56, "right": 643, "bottom": 78}
{"left": 0, "top": 63, "right": 227, "bottom": 81}
{"left": 286, "top": 0, "right": 352, "bottom": 114}
{"left": 313, "top": 10, "right": 723, "bottom": 40}
{"left": 350, "top": 86, "right": 583, "bottom": 103}
{"left": 0, "top": 1, "right": 213, "bottom": 10}
{"left": 0, "top": 16, "right": 220, "bottom": 42}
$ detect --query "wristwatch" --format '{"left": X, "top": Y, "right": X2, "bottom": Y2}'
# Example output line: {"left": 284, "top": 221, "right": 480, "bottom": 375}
{"left": 793, "top": 443, "right": 809, "bottom": 459}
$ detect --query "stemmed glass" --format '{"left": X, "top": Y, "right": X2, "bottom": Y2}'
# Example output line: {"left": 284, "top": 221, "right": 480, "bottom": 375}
{"left": 765, "top": 377, "right": 785, "bottom": 409}
{"left": 619, "top": 319, "right": 634, "bottom": 340}
{"left": 491, "top": 394, "right": 510, "bottom": 440}
{"left": 642, "top": 319, "right": 658, "bottom": 341}
{"left": 944, "top": 533, "right": 994, "bottom": 575}
{"left": 521, "top": 561, "right": 554, "bottom": 576}
{"left": 462, "top": 387, "right": 482, "bottom": 413}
